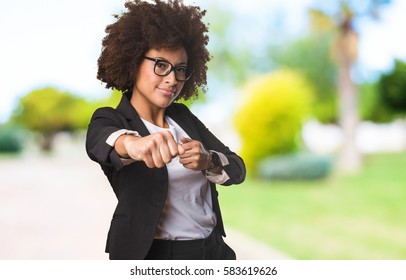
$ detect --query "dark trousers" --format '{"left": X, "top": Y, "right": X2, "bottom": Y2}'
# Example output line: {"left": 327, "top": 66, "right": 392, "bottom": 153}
{"left": 144, "top": 230, "right": 236, "bottom": 260}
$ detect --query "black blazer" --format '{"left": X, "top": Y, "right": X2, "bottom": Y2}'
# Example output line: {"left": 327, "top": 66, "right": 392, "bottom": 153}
{"left": 86, "top": 93, "right": 246, "bottom": 259}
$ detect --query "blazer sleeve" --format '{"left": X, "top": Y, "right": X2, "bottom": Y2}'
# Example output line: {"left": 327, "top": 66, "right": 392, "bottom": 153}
{"left": 85, "top": 107, "right": 127, "bottom": 171}
{"left": 182, "top": 105, "right": 246, "bottom": 186}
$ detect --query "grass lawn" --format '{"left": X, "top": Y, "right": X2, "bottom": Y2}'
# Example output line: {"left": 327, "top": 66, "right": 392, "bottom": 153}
{"left": 219, "top": 152, "right": 406, "bottom": 259}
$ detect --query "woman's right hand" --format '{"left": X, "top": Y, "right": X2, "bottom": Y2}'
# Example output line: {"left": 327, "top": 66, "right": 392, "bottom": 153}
{"left": 116, "top": 130, "right": 184, "bottom": 168}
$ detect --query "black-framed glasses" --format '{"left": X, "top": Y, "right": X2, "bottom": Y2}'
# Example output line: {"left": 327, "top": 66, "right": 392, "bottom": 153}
{"left": 143, "top": 56, "right": 193, "bottom": 82}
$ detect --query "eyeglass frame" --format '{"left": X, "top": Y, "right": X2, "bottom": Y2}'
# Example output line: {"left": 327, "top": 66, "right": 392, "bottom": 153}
{"left": 143, "top": 56, "right": 193, "bottom": 82}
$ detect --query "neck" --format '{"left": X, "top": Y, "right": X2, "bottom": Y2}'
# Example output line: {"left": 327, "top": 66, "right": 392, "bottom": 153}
{"left": 130, "top": 94, "right": 168, "bottom": 128}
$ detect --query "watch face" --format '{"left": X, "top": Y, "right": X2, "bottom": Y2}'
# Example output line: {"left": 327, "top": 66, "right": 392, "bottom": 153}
{"left": 211, "top": 152, "right": 221, "bottom": 168}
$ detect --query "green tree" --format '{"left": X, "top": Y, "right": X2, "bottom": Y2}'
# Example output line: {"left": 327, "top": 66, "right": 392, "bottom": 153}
{"left": 0, "top": 124, "right": 24, "bottom": 154}
{"left": 378, "top": 59, "right": 406, "bottom": 149}
{"left": 268, "top": 34, "right": 338, "bottom": 123}
{"left": 379, "top": 59, "right": 406, "bottom": 116}
{"left": 234, "top": 69, "right": 314, "bottom": 175}
{"left": 206, "top": 4, "right": 253, "bottom": 86}
{"left": 359, "top": 81, "right": 394, "bottom": 123}
{"left": 77, "top": 89, "right": 123, "bottom": 129}
{"left": 12, "top": 87, "right": 83, "bottom": 151}
{"left": 309, "top": 0, "right": 391, "bottom": 173}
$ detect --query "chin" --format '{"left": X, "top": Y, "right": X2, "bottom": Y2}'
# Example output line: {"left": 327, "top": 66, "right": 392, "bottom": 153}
{"left": 155, "top": 99, "right": 174, "bottom": 108}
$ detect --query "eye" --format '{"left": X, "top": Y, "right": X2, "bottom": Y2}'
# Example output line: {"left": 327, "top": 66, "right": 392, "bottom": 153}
{"left": 175, "top": 67, "right": 187, "bottom": 74}
{"left": 156, "top": 60, "right": 169, "bottom": 69}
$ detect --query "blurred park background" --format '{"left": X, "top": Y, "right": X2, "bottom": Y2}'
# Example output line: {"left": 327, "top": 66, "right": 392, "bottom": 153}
{"left": 1, "top": 0, "right": 406, "bottom": 259}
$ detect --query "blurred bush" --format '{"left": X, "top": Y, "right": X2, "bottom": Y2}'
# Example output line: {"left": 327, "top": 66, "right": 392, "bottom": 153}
{"left": 11, "top": 87, "right": 122, "bottom": 152}
{"left": 234, "top": 69, "right": 314, "bottom": 175}
{"left": 379, "top": 59, "right": 406, "bottom": 117}
{"left": 0, "top": 125, "right": 24, "bottom": 154}
{"left": 268, "top": 35, "right": 338, "bottom": 123}
{"left": 357, "top": 59, "right": 406, "bottom": 124}
{"left": 257, "top": 153, "right": 333, "bottom": 181}
{"left": 359, "top": 82, "right": 395, "bottom": 123}
{"left": 12, "top": 87, "right": 80, "bottom": 151}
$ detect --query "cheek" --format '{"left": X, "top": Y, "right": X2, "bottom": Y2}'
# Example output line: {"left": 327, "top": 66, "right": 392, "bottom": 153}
{"left": 135, "top": 67, "right": 159, "bottom": 88}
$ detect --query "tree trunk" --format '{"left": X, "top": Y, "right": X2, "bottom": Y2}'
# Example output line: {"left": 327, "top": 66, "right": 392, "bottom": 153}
{"left": 336, "top": 22, "right": 361, "bottom": 173}
{"left": 39, "top": 131, "right": 56, "bottom": 152}
{"left": 337, "top": 61, "right": 361, "bottom": 172}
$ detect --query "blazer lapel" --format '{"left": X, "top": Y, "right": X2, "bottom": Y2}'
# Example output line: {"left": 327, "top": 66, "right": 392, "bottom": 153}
{"left": 166, "top": 103, "right": 201, "bottom": 141}
{"left": 116, "top": 93, "right": 150, "bottom": 137}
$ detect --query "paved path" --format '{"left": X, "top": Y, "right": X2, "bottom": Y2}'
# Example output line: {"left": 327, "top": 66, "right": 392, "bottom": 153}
{"left": 0, "top": 138, "right": 291, "bottom": 260}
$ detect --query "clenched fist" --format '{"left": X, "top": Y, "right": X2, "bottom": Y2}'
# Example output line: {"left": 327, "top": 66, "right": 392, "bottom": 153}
{"left": 178, "top": 137, "right": 211, "bottom": 171}
{"left": 116, "top": 130, "right": 185, "bottom": 168}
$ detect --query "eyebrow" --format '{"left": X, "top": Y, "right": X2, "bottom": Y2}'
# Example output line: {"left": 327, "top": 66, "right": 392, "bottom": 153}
{"left": 155, "top": 57, "right": 188, "bottom": 66}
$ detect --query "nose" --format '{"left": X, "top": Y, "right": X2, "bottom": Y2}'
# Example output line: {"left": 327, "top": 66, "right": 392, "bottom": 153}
{"left": 164, "top": 70, "right": 177, "bottom": 85}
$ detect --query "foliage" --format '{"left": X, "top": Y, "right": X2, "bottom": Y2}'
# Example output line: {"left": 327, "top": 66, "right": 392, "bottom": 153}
{"left": 219, "top": 152, "right": 406, "bottom": 259}
{"left": 234, "top": 70, "right": 314, "bottom": 174}
{"left": 206, "top": 4, "right": 254, "bottom": 86}
{"left": 268, "top": 35, "right": 338, "bottom": 123}
{"left": 98, "top": 89, "right": 122, "bottom": 108}
{"left": 359, "top": 59, "right": 406, "bottom": 123}
{"left": 359, "top": 82, "right": 395, "bottom": 123}
{"left": 12, "top": 87, "right": 82, "bottom": 151}
{"left": 13, "top": 87, "right": 78, "bottom": 132}
{"left": 0, "top": 125, "right": 24, "bottom": 154}
{"left": 311, "top": 0, "right": 392, "bottom": 23}
{"left": 307, "top": 0, "right": 392, "bottom": 173}
{"left": 257, "top": 153, "right": 333, "bottom": 181}
{"left": 178, "top": 88, "right": 206, "bottom": 108}
{"left": 11, "top": 87, "right": 123, "bottom": 151}
{"left": 379, "top": 59, "right": 406, "bottom": 116}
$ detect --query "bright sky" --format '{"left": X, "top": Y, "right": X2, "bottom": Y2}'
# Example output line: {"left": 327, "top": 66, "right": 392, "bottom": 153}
{"left": 1, "top": 0, "right": 405, "bottom": 123}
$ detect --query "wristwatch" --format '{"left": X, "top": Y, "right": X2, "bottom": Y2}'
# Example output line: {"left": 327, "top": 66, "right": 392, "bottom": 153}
{"left": 208, "top": 151, "right": 221, "bottom": 170}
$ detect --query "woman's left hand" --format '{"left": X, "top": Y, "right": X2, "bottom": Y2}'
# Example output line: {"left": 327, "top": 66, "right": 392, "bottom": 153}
{"left": 178, "top": 137, "right": 211, "bottom": 171}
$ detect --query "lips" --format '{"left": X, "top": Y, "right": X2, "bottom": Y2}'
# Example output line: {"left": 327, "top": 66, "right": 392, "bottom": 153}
{"left": 158, "top": 87, "right": 176, "bottom": 96}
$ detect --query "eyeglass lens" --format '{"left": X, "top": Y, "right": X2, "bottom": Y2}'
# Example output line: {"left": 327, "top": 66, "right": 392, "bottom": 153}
{"left": 154, "top": 60, "right": 188, "bottom": 81}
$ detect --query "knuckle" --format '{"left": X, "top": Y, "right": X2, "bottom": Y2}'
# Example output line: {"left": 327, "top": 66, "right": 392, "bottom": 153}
{"left": 145, "top": 141, "right": 156, "bottom": 150}
{"left": 153, "top": 133, "right": 164, "bottom": 143}
{"left": 145, "top": 161, "right": 154, "bottom": 168}
{"left": 140, "top": 145, "right": 152, "bottom": 155}
{"left": 138, "top": 146, "right": 146, "bottom": 154}
{"left": 156, "top": 162, "right": 165, "bottom": 168}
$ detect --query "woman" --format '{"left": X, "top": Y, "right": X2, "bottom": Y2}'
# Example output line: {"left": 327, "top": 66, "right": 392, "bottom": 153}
{"left": 86, "top": 0, "right": 246, "bottom": 260}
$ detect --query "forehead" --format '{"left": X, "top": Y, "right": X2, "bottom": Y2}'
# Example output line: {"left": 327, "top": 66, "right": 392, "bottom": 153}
{"left": 145, "top": 47, "right": 188, "bottom": 63}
